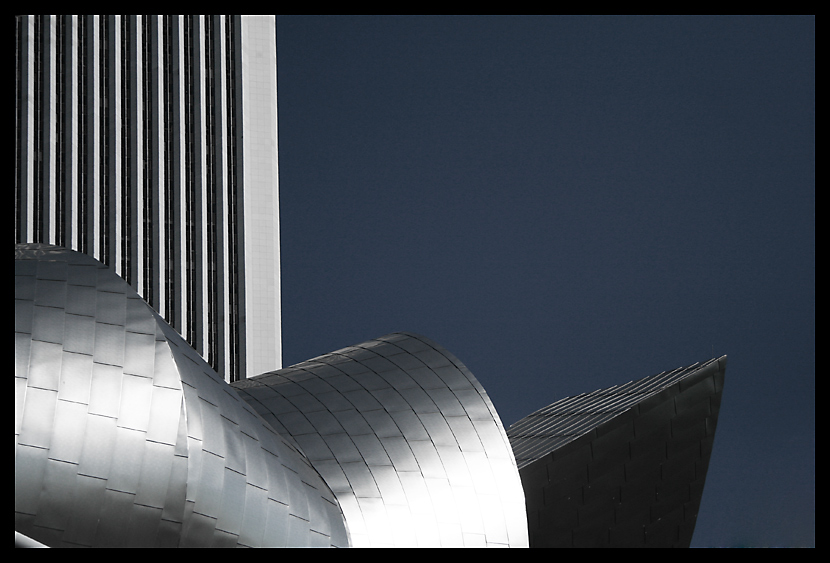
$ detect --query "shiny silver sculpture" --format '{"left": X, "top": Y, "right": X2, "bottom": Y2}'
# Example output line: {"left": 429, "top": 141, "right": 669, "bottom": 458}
{"left": 15, "top": 243, "right": 723, "bottom": 548}
{"left": 15, "top": 244, "right": 348, "bottom": 547}
{"left": 14, "top": 244, "right": 528, "bottom": 547}
{"left": 232, "top": 334, "right": 529, "bottom": 547}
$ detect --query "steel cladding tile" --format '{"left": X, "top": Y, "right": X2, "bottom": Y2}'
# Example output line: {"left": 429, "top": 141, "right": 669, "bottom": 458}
{"left": 389, "top": 409, "right": 431, "bottom": 442}
{"left": 362, "top": 409, "right": 403, "bottom": 439}
{"left": 379, "top": 435, "right": 420, "bottom": 471}
{"left": 369, "top": 387, "right": 411, "bottom": 412}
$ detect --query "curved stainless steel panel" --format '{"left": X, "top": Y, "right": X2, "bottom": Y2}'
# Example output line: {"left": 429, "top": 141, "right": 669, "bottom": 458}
{"left": 507, "top": 358, "right": 726, "bottom": 547}
{"left": 232, "top": 333, "right": 529, "bottom": 547}
{"left": 14, "top": 244, "right": 349, "bottom": 547}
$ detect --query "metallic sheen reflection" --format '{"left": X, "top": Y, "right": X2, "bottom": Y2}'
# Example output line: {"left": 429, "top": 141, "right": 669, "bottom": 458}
{"left": 232, "top": 333, "right": 529, "bottom": 547}
{"left": 15, "top": 244, "right": 349, "bottom": 547}
{"left": 18, "top": 244, "right": 722, "bottom": 548}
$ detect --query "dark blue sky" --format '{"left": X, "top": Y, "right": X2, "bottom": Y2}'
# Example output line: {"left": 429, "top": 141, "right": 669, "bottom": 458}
{"left": 274, "top": 16, "right": 814, "bottom": 547}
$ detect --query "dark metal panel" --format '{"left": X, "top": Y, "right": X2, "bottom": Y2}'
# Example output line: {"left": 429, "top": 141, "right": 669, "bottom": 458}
{"left": 126, "top": 503, "right": 164, "bottom": 547}
{"left": 66, "top": 285, "right": 97, "bottom": 319}
{"left": 397, "top": 384, "right": 439, "bottom": 413}
{"left": 94, "top": 488, "right": 138, "bottom": 547}
{"left": 284, "top": 388, "right": 327, "bottom": 414}
{"left": 406, "top": 365, "right": 446, "bottom": 390}
{"left": 508, "top": 357, "right": 726, "bottom": 548}
{"left": 376, "top": 367, "right": 418, "bottom": 391}
{"left": 294, "top": 433, "right": 336, "bottom": 462}
{"left": 352, "top": 367, "right": 394, "bottom": 389}
{"left": 369, "top": 386, "right": 411, "bottom": 412}
{"left": 342, "top": 387, "right": 383, "bottom": 412}
{"left": 35, "top": 278, "right": 67, "bottom": 308}
{"left": 15, "top": 295, "right": 34, "bottom": 335}
{"left": 32, "top": 304, "right": 66, "bottom": 345}
{"left": 314, "top": 388, "right": 357, "bottom": 413}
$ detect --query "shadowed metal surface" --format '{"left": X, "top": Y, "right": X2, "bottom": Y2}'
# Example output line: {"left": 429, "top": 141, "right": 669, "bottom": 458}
{"left": 232, "top": 333, "right": 529, "bottom": 547}
{"left": 14, "top": 244, "right": 349, "bottom": 547}
{"left": 507, "top": 358, "right": 726, "bottom": 547}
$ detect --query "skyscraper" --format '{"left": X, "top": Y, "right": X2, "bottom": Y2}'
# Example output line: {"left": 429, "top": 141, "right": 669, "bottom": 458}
{"left": 14, "top": 15, "right": 282, "bottom": 382}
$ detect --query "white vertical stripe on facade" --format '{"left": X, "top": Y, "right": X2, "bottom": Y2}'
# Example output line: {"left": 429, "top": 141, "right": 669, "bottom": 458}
{"left": 90, "top": 15, "right": 101, "bottom": 262}
{"left": 154, "top": 15, "right": 166, "bottom": 321}
{"left": 198, "top": 15, "right": 209, "bottom": 359}
{"left": 240, "top": 15, "right": 282, "bottom": 375}
{"left": 112, "top": 16, "right": 123, "bottom": 277}
{"left": 133, "top": 16, "right": 145, "bottom": 302}
{"left": 175, "top": 15, "right": 188, "bottom": 343}
{"left": 24, "top": 16, "right": 35, "bottom": 242}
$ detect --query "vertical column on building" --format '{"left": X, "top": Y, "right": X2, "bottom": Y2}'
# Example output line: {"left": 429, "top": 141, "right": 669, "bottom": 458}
{"left": 98, "top": 15, "right": 114, "bottom": 269}
{"left": 32, "top": 15, "right": 48, "bottom": 243}
{"left": 147, "top": 15, "right": 165, "bottom": 322}
{"left": 112, "top": 15, "right": 124, "bottom": 281}
{"left": 123, "top": 15, "right": 144, "bottom": 295}
{"left": 16, "top": 16, "right": 35, "bottom": 243}
{"left": 209, "top": 15, "right": 230, "bottom": 381}
{"left": 227, "top": 15, "right": 247, "bottom": 382}
{"left": 164, "top": 15, "right": 186, "bottom": 338}
{"left": 240, "top": 15, "right": 282, "bottom": 376}
{"left": 44, "top": 15, "right": 58, "bottom": 245}
{"left": 77, "top": 15, "right": 102, "bottom": 260}
{"left": 135, "top": 15, "right": 146, "bottom": 301}
{"left": 64, "top": 16, "right": 80, "bottom": 252}
{"left": 180, "top": 16, "right": 204, "bottom": 360}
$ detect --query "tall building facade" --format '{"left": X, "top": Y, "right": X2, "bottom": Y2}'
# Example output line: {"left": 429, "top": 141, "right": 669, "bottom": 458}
{"left": 14, "top": 15, "right": 282, "bottom": 382}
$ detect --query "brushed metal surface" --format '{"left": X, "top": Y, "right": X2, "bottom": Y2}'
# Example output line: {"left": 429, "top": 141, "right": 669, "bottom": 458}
{"left": 233, "top": 332, "right": 529, "bottom": 547}
{"left": 15, "top": 244, "right": 349, "bottom": 547}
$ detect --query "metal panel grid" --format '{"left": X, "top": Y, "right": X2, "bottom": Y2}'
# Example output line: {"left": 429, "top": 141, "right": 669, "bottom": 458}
{"left": 233, "top": 332, "right": 529, "bottom": 547}
{"left": 507, "top": 356, "right": 726, "bottom": 547}
{"left": 15, "top": 244, "right": 349, "bottom": 547}
{"left": 508, "top": 360, "right": 723, "bottom": 470}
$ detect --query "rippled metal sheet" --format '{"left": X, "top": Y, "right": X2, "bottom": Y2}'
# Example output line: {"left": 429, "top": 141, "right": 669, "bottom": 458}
{"left": 232, "top": 333, "right": 529, "bottom": 547}
{"left": 14, "top": 244, "right": 349, "bottom": 547}
{"left": 507, "top": 358, "right": 726, "bottom": 547}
